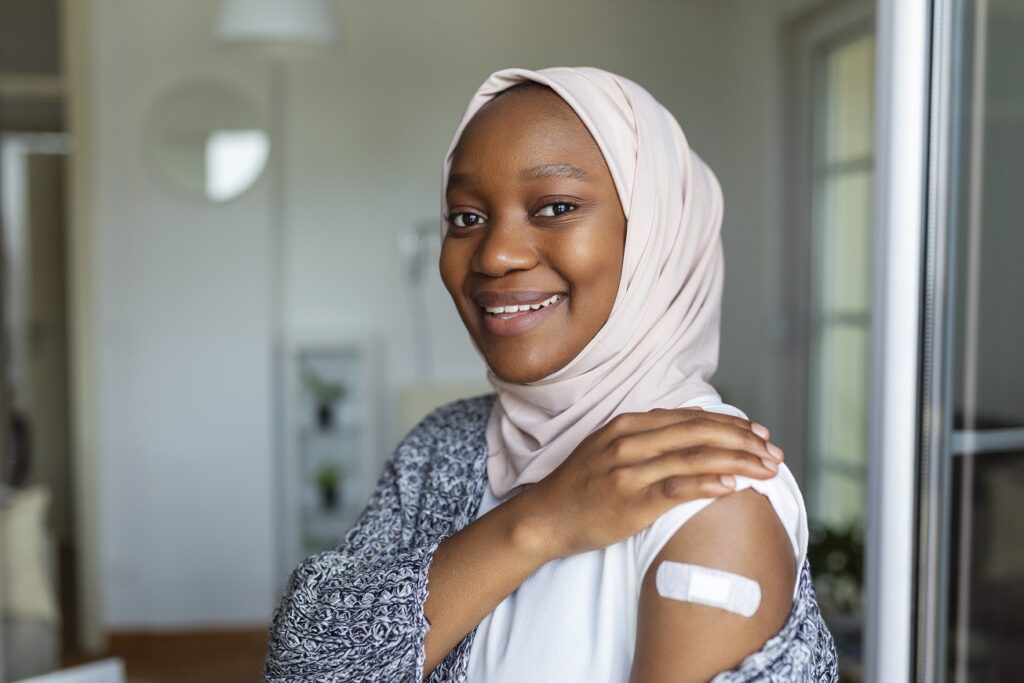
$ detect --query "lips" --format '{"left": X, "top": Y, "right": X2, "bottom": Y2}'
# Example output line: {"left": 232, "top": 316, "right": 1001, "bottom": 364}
{"left": 472, "top": 290, "right": 565, "bottom": 308}
{"left": 470, "top": 290, "right": 567, "bottom": 336}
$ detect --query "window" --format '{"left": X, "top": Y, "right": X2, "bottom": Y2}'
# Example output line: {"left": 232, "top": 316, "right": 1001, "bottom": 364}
{"left": 786, "top": 4, "right": 875, "bottom": 678}
{"left": 808, "top": 31, "right": 875, "bottom": 530}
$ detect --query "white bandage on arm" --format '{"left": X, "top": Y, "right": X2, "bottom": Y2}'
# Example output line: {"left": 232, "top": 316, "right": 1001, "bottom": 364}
{"left": 654, "top": 561, "right": 762, "bottom": 618}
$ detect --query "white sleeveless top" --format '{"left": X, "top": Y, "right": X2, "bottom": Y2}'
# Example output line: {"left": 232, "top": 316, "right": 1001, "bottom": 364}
{"left": 464, "top": 395, "right": 809, "bottom": 682}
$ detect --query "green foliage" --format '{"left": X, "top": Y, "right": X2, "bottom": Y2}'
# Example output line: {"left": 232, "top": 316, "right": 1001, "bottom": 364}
{"left": 302, "top": 364, "right": 347, "bottom": 404}
{"left": 808, "top": 520, "right": 864, "bottom": 614}
{"left": 315, "top": 463, "right": 341, "bottom": 489}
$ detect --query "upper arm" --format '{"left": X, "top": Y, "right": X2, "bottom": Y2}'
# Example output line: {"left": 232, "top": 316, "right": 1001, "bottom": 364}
{"left": 629, "top": 489, "right": 797, "bottom": 683}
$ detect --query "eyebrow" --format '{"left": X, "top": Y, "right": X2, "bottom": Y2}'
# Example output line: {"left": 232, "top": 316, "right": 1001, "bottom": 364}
{"left": 519, "top": 162, "right": 590, "bottom": 182}
{"left": 447, "top": 162, "right": 590, "bottom": 188}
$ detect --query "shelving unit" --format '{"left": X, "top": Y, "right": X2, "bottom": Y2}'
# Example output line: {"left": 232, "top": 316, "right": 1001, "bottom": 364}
{"left": 298, "top": 425, "right": 365, "bottom": 551}
{"left": 280, "top": 336, "right": 381, "bottom": 572}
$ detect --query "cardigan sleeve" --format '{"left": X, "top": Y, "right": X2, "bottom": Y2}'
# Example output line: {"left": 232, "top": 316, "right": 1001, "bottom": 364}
{"left": 710, "top": 559, "right": 839, "bottom": 682}
{"left": 262, "top": 405, "right": 479, "bottom": 683}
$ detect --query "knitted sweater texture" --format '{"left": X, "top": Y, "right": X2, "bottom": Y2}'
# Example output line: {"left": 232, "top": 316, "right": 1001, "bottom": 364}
{"left": 262, "top": 394, "right": 839, "bottom": 682}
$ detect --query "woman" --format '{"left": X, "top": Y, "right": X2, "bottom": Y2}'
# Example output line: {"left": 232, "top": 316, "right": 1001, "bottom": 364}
{"left": 263, "top": 66, "right": 837, "bottom": 682}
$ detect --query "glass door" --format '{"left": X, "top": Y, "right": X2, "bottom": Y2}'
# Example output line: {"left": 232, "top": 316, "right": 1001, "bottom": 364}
{"left": 868, "top": 0, "right": 1024, "bottom": 680}
{"left": 933, "top": 0, "right": 1024, "bottom": 680}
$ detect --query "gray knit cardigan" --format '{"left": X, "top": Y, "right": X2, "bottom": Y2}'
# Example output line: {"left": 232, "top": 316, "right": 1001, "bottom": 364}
{"left": 263, "top": 394, "right": 839, "bottom": 682}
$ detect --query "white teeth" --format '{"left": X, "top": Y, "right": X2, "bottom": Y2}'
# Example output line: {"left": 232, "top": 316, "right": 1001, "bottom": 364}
{"left": 483, "top": 294, "right": 561, "bottom": 315}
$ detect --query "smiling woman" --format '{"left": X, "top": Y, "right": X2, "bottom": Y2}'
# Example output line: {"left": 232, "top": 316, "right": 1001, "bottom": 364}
{"left": 440, "top": 81, "right": 625, "bottom": 382}
{"left": 262, "top": 67, "right": 838, "bottom": 683}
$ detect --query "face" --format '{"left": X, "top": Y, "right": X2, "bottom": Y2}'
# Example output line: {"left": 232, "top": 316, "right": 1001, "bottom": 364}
{"left": 440, "top": 86, "right": 627, "bottom": 384}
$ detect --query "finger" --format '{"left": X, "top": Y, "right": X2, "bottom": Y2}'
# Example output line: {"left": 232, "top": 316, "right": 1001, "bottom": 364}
{"left": 673, "top": 410, "right": 772, "bottom": 441}
{"left": 651, "top": 472, "right": 737, "bottom": 501}
{"left": 605, "top": 417, "right": 782, "bottom": 466}
{"left": 626, "top": 446, "right": 779, "bottom": 488}
{"left": 599, "top": 406, "right": 766, "bottom": 448}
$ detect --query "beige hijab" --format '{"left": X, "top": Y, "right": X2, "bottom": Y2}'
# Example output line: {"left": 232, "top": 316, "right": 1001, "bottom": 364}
{"left": 441, "top": 66, "right": 726, "bottom": 499}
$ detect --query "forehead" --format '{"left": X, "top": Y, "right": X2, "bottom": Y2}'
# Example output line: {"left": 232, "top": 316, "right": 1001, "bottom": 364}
{"left": 450, "top": 87, "right": 603, "bottom": 167}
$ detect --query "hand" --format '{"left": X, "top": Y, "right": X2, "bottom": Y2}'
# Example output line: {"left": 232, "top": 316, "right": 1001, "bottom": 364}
{"left": 516, "top": 407, "right": 784, "bottom": 561}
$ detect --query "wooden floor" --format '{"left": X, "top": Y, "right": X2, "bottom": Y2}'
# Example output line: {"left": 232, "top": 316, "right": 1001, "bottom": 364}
{"left": 62, "top": 628, "right": 270, "bottom": 683}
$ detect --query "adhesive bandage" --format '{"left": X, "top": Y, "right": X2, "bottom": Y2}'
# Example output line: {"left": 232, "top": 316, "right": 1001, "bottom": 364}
{"left": 654, "top": 561, "right": 762, "bottom": 617}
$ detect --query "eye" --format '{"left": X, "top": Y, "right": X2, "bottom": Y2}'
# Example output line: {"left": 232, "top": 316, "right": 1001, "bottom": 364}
{"left": 446, "top": 211, "right": 486, "bottom": 229}
{"left": 534, "top": 201, "right": 577, "bottom": 218}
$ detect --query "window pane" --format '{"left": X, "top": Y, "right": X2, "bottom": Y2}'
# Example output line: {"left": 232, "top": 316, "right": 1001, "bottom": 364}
{"left": 819, "top": 170, "right": 873, "bottom": 314}
{"left": 818, "top": 470, "right": 866, "bottom": 529}
{"left": 949, "top": 449, "right": 1024, "bottom": 680}
{"left": 824, "top": 33, "right": 875, "bottom": 164}
{"left": 952, "top": 52, "right": 1024, "bottom": 429}
{"left": 814, "top": 324, "right": 870, "bottom": 471}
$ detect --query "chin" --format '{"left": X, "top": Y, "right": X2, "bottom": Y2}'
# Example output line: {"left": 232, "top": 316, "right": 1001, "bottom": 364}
{"left": 480, "top": 343, "right": 567, "bottom": 384}
{"left": 488, "top": 364, "right": 548, "bottom": 384}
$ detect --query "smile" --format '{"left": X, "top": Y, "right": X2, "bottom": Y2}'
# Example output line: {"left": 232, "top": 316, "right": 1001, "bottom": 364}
{"left": 483, "top": 293, "right": 562, "bottom": 315}
{"left": 474, "top": 293, "right": 567, "bottom": 336}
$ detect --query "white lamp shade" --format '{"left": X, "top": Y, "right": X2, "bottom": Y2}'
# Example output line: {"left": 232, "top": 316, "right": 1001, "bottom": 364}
{"left": 216, "top": 0, "right": 338, "bottom": 45}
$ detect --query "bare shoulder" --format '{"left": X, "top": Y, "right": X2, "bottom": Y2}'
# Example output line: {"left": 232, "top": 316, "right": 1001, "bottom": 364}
{"left": 630, "top": 489, "right": 797, "bottom": 683}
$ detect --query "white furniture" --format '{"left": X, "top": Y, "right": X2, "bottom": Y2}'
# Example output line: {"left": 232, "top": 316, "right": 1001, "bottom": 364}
{"left": 14, "top": 659, "right": 125, "bottom": 683}
{"left": 1, "top": 485, "right": 60, "bottom": 681}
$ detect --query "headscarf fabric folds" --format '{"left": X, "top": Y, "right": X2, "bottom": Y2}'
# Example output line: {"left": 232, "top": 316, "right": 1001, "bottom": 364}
{"left": 441, "top": 66, "right": 727, "bottom": 499}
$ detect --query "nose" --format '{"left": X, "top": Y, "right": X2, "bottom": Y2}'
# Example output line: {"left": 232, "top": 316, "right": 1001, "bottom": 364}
{"left": 471, "top": 213, "right": 538, "bottom": 277}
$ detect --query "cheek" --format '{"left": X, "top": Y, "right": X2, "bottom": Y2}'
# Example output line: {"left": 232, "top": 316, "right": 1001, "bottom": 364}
{"left": 438, "top": 239, "right": 466, "bottom": 295}
{"left": 559, "top": 230, "right": 624, "bottom": 304}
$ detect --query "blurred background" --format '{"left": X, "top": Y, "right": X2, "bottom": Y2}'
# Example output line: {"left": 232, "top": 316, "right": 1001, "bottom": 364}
{"left": 0, "top": 0, "right": 1020, "bottom": 682}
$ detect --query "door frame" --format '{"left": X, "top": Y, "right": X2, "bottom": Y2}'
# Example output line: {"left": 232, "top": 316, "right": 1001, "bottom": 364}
{"left": 864, "top": 0, "right": 930, "bottom": 680}
{"left": 63, "top": 0, "right": 106, "bottom": 653}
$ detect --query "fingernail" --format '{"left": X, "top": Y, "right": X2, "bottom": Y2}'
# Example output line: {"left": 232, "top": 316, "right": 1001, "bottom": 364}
{"left": 719, "top": 474, "right": 736, "bottom": 488}
{"left": 751, "top": 422, "right": 770, "bottom": 438}
{"left": 761, "top": 457, "right": 779, "bottom": 472}
{"left": 766, "top": 442, "right": 784, "bottom": 460}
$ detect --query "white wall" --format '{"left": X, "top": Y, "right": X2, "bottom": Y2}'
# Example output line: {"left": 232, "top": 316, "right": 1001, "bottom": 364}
{"left": 84, "top": 0, "right": 823, "bottom": 627}
{"left": 89, "top": 1, "right": 276, "bottom": 627}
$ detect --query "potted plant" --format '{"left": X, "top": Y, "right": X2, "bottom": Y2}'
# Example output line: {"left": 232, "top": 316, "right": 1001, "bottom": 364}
{"left": 808, "top": 521, "right": 864, "bottom": 614}
{"left": 302, "top": 365, "right": 347, "bottom": 430}
{"left": 808, "top": 521, "right": 864, "bottom": 657}
{"left": 315, "top": 463, "right": 344, "bottom": 510}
